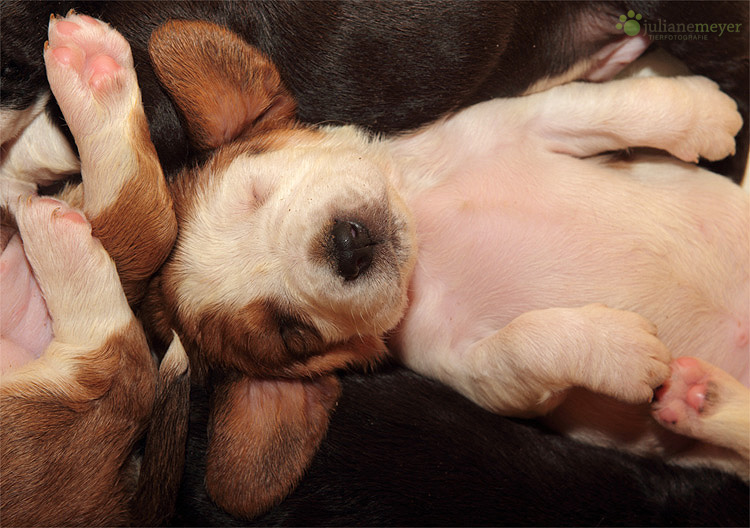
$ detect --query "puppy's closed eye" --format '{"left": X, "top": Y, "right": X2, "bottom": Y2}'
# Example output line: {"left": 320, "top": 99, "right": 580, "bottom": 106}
{"left": 271, "top": 304, "right": 323, "bottom": 358}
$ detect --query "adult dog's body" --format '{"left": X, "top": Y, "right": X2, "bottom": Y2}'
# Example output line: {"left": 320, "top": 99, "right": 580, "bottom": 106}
{"left": 0, "top": 14, "right": 185, "bottom": 525}
{"left": 172, "top": 367, "right": 750, "bottom": 527}
{"left": 1, "top": 1, "right": 748, "bottom": 183}
{"left": 141, "top": 20, "right": 748, "bottom": 519}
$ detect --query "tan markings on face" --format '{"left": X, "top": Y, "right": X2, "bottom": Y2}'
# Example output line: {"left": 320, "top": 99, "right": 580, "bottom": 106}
{"left": 169, "top": 126, "right": 416, "bottom": 351}
{"left": 183, "top": 298, "right": 388, "bottom": 380}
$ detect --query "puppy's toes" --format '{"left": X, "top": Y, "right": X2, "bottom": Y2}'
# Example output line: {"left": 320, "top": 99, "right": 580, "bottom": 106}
{"left": 671, "top": 77, "right": 743, "bottom": 163}
{"left": 13, "top": 197, "right": 129, "bottom": 336}
{"left": 44, "top": 12, "right": 137, "bottom": 139}
{"left": 579, "top": 304, "right": 671, "bottom": 404}
{"left": 652, "top": 357, "right": 749, "bottom": 453}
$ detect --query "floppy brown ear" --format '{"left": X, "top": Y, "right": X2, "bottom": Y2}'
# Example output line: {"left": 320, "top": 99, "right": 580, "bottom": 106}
{"left": 148, "top": 20, "right": 296, "bottom": 150}
{"left": 205, "top": 374, "right": 341, "bottom": 519}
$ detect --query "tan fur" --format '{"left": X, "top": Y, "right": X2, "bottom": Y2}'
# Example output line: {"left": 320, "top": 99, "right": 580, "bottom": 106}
{"left": 205, "top": 374, "right": 341, "bottom": 518}
{"left": 143, "top": 19, "right": 749, "bottom": 502}
{"left": 1, "top": 13, "right": 184, "bottom": 525}
{"left": 149, "top": 19, "right": 296, "bottom": 151}
{"left": 144, "top": 21, "right": 413, "bottom": 518}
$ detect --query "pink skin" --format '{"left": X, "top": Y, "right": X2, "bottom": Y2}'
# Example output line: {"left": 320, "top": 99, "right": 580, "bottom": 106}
{"left": 2, "top": 11, "right": 125, "bottom": 374}
{"left": 583, "top": 35, "right": 651, "bottom": 82}
{"left": 0, "top": 232, "right": 53, "bottom": 374}
{"left": 389, "top": 75, "right": 748, "bottom": 439}
{"left": 0, "top": 196, "right": 95, "bottom": 375}
{"left": 654, "top": 357, "right": 711, "bottom": 425}
{"left": 50, "top": 39, "right": 122, "bottom": 91}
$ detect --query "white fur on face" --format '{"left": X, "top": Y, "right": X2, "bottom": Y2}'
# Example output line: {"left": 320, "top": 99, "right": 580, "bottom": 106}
{"left": 172, "top": 126, "right": 416, "bottom": 343}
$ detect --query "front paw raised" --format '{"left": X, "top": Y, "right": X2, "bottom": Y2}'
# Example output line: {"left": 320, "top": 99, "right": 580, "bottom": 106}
{"left": 572, "top": 304, "right": 672, "bottom": 404}
{"left": 664, "top": 76, "right": 743, "bottom": 163}
{"left": 43, "top": 11, "right": 138, "bottom": 141}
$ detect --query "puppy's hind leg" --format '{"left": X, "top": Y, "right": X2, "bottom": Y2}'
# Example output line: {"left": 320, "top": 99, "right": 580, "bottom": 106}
{"left": 653, "top": 356, "right": 750, "bottom": 480}
{"left": 44, "top": 12, "right": 176, "bottom": 304}
{"left": 12, "top": 196, "right": 134, "bottom": 359}
{"left": 529, "top": 76, "right": 743, "bottom": 163}
{"left": 1, "top": 196, "right": 156, "bottom": 525}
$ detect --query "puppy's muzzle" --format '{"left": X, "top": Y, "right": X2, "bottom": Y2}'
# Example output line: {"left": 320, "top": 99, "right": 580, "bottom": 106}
{"left": 328, "top": 219, "right": 374, "bottom": 281}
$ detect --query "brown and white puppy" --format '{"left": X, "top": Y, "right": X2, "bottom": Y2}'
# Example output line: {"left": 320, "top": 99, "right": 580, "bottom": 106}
{"left": 142, "top": 21, "right": 748, "bottom": 519}
{"left": 142, "top": 20, "right": 414, "bottom": 520}
{"left": 1, "top": 13, "right": 185, "bottom": 526}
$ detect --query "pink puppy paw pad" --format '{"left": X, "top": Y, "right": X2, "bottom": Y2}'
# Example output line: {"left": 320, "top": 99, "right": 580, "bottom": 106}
{"left": 55, "top": 19, "right": 81, "bottom": 36}
{"left": 656, "top": 406, "right": 680, "bottom": 425}
{"left": 651, "top": 356, "right": 724, "bottom": 437}
{"left": 685, "top": 383, "right": 707, "bottom": 412}
{"left": 673, "top": 356, "right": 707, "bottom": 384}
{"left": 50, "top": 46, "right": 76, "bottom": 65}
{"left": 89, "top": 55, "right": 122, "bottom": 89}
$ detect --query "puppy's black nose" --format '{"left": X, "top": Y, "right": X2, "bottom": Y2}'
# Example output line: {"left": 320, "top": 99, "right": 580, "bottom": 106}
{"left": 329, "top": 220, "right": 374, "bottom": 281}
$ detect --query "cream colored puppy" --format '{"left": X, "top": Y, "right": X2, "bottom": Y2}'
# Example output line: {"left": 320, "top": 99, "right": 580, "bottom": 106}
{"left": 143, "top": 21, "right": 748, "bottom": 519}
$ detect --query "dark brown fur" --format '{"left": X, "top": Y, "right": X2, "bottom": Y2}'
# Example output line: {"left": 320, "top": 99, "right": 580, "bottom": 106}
{"left": 0, "top": 322, "right": 154, "bottom": 526}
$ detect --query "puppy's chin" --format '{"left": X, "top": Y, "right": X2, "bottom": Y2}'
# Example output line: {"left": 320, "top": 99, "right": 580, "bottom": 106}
{"left": 170, "top": 297, "right": 390, "bottom": 381}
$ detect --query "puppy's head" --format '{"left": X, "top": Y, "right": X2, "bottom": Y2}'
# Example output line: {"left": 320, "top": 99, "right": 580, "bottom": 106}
{"left": 144, "top": 20, "right": 415, "bottom": 519}
{"left": 156, "top": 126, "right": 413, "bottom": 380}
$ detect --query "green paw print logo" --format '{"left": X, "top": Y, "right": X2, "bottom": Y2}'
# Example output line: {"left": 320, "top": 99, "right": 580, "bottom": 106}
{"left": 617, "top": 10, "right": 642, "bottom": 36}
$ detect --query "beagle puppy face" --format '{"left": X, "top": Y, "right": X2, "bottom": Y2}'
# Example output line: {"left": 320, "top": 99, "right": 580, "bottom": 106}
{"left": 142, "top": 20, "right": 416, "bottom": 519}
{"left": 160, "top": 125, "right": 415, "bottom": 379}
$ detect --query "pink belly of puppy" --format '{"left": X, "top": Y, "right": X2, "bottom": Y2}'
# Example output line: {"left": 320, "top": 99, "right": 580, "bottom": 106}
{"left": 399, "top": 151, "right": 749, "bottom": 386}
{"left": 0, "top": 232, "right": 53, "bottom": 373}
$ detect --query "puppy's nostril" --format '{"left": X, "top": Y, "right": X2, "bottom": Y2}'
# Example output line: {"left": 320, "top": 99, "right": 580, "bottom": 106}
{"left": 329, "top": 219, "right": 374, "bottom": 281}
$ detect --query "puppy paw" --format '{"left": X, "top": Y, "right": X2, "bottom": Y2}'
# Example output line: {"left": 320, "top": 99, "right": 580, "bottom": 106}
{"left": 666, "top": 77, "right": 743, "bottom": 163}
{"left": 576, "top": 304, "right": 672, "bottom": 404}
{"left": 43, "top": 11, "right": 137, "bottom": 141}
{"left": 652, "top": 357, "right": 749, "bottom": 453}
{"left": 13, "top": 196, "right": 128, "bottom": 334}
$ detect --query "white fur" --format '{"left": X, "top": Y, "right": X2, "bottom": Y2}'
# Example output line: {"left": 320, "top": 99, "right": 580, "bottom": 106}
{"left": 0, "top": 105, "right": 80, "bottom": 188}
{"left": 173, "top": 128, "right": 415, "bottom": 343}
{"left": 168, "top": 72, "right": 747, "bottom": 475}
{"left": 384, "top": 76, "right": 748, "bottom": 475}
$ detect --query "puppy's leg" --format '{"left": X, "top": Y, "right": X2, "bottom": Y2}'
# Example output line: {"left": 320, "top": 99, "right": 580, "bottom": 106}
{"left": 0, "top": 196, "right": 155, "bottom": 526}
{"left": 8, "top": 196, "right": 134, "bottom": 366}
{"left": 432, "top": 304, "right": 671, "bottom": 417}
{"left": 43, "top": 12, "right": 176, "bottom": 304}
{"left": 528, "top": 76, "right": 743, "bottom": 163}
{"left": 652, "top": 356, "right": 749, "bottom": 479}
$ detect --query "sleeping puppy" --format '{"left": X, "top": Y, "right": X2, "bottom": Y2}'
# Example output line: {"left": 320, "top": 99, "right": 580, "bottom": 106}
{"left": 386, "top": 78, "right": 749, "bottom": 478}
{"left": 1, "top": 1, "right": 748, "bottom": 183}
{"left": 1, "top": 13, "right": 185, "bottom": 525}
{"left": 140, "top": 21, "right": 748, "bottom": 518}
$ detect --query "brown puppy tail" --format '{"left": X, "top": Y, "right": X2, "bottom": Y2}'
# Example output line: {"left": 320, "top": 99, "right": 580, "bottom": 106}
{"left": 131, "top": 332, "right": 191, "bottom": 526}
